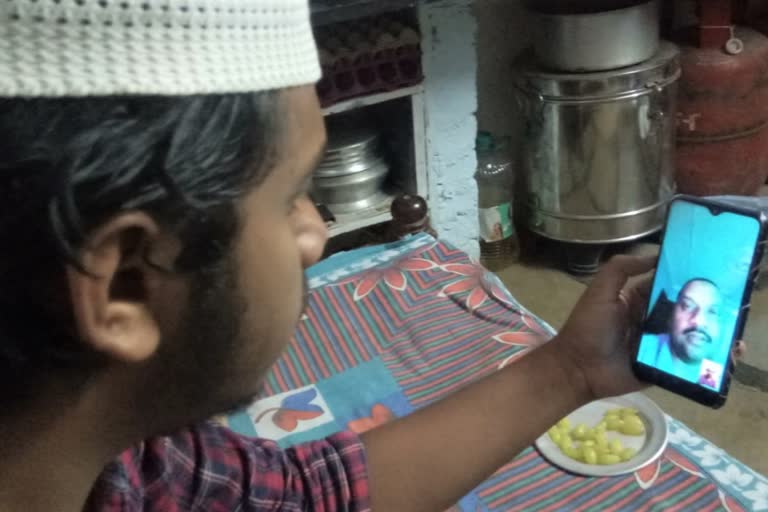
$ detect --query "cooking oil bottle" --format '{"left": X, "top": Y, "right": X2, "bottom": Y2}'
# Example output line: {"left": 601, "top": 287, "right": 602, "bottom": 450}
{"left": 475, "top": 132, "right": 519, "bottom": 268}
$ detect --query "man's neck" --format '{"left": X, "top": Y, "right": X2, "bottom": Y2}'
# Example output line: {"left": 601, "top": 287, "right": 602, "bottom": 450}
{"left": 0, "top": 393, "right": 134, "bottom": 512}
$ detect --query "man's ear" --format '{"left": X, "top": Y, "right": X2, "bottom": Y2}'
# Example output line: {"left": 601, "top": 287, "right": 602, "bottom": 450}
{"left": 66, "top": 213, "right": 166, "bottom": 364}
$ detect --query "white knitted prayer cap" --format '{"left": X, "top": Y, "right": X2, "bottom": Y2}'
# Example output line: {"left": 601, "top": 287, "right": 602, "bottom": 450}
{"left": 0, "top": 0, "right": 321, "bottom": 97}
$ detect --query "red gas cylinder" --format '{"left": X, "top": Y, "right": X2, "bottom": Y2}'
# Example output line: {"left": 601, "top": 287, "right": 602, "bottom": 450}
{"left": 675, "top": 6, "right": 768, "bottom": 196}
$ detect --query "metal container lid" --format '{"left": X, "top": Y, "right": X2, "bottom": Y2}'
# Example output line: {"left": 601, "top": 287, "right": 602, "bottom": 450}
{"left": 514, "top": 42, "right": 681, "bottom": 103}
{"left": 316, "top": 125, "right": 383, "bottom": 178}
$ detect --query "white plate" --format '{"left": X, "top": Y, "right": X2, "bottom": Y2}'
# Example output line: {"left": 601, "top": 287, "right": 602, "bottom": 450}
{"left": 535, "top": 392, "right": 668, "bottom": 477}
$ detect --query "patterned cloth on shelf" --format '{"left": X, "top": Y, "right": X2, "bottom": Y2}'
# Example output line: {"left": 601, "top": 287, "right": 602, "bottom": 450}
{"left": 224, "top": 233, "right": 768, "bottom": 512}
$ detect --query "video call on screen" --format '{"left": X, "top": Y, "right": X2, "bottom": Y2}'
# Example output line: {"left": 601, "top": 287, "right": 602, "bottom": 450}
{"left": 636, "top": 201, "right": 760, "bottom": 392}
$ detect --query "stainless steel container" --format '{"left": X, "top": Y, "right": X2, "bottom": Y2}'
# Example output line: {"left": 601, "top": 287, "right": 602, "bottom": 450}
{"left": 312, "top": 126, "right": 390, "bottom": 214}
{"left": 529, "top": 0, "right": 661, "bottom": 72}
{"left": 515, "top": 42, "right": 680, "bottom": 245}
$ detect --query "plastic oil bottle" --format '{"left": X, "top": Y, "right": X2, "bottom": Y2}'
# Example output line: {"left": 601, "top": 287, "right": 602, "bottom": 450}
{"left": 475, "top": 132, "right": 519, "bottom": 268}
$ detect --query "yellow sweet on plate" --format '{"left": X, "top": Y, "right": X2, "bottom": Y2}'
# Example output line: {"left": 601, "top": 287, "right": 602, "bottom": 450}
{"left": 548, "top": 408, "right": 646, "bottom": 466}
{"left": 583, "top": 446, "right": 598, "bottom": 465}
{"left": 562, "top": 444, "right": 583, "bottom": 462}
{"left": 571, "top": 424, "right": 590, "bottom": 441}
{"left": 619, "top": 408, "right": 639, "bottom": 419}
{"left": 620, "top": 415, "right": 646, "bottom": 436}
{"left": 548, "top": 426, "right": 562, "bottom": 444}
{"left": 620, "top": 448, "right": 638, "bottom": 462}
{"left": 606, "top": 416, "right": 624, "bottom": 431}
{"left": 598, "top": 453, "right": 622, "bottom": 465}
{"left": 609, "top": 439, "right": 624, "bottom": 455}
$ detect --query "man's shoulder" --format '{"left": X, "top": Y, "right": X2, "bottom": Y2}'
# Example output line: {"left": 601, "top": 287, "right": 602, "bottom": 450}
{"left": 92, "top": 422, "right": 366, "bottom": 496}
{"left": 89, "top": 423, "right": 369, "bottom": 511}
{"left": 90, "top": 423, "right": 267, "bottom": 504}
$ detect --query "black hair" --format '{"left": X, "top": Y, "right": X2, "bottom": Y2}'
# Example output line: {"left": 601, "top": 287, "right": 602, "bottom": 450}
{"left": 0, "top": 92, "right": 280, "bottom": 404}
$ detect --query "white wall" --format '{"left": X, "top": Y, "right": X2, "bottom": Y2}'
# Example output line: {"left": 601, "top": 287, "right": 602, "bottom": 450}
{"left": 419, "top": 0, "right": 530, "bottom": 257}
{"left": 474, "top": 0, "right": 530, "bottom": 140}
{"left": 419, "top": 0, "right": 479, "bottom": 257}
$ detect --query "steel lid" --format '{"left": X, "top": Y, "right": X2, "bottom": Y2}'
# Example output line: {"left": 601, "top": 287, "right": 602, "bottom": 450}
{"left": 513, "top": 42, "right": 681, "bottom": 102}
{"left": 316, "top": 124, "right": 383, "bottom": 177}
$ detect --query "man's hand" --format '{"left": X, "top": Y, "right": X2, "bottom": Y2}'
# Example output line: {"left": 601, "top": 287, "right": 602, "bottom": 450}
{"left": 552, "top": 255, "right": 656, "bottom": 402}
{"left": 733, "top": 340, "right": 747, "bottom": 362}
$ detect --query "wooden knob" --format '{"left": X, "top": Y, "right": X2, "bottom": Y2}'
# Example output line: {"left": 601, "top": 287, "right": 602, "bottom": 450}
{"left": 389, "top": 194, "right": 436, "bottom": 239}
{"left": 391, "top": 194, "right": 428, "bottom": 224}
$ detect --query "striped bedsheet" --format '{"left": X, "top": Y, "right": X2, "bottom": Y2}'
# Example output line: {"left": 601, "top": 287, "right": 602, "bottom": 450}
{"left": 224, "top": 234, "right": 767, "bottom": 511}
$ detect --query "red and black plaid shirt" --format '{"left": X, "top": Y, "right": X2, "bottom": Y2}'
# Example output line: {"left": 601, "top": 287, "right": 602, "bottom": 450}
{"left": 86, "top": 423, "right": 371, "bottom": 511}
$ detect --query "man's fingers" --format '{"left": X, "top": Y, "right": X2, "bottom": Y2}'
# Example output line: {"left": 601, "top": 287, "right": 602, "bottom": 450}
{"left": 730, "top": 341, "right": 747, "bottom": 368}
{"left": 590, "top": 255, "right": 657, "bottom": 302}
{"left": 630, "top": 274, "right": 655, "bottom": 301}
{"left": 610, "top": 254, "right": 657, "bottom": 278}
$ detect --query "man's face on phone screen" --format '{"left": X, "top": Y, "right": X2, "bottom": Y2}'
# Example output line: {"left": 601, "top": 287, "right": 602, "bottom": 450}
{"left": 670, "top": 279, "right": 722, "bottom": 364}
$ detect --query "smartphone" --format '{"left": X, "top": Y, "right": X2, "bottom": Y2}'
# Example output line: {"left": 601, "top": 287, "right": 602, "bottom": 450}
{"left": 632, "top": 195, "right": 767, "bottom": 408}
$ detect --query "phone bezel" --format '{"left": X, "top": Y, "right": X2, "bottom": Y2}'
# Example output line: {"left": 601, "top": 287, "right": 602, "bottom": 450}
{"left": 631, "top": 195, "right": 767, "bottom": 408}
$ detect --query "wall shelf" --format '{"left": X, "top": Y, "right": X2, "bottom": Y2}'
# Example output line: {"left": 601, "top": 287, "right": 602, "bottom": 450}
{"left": 320, "top": 88, "right": 428, "bottom": 238}
{"left": 313, "top": 5, "right": 428, "bottom": 240}
{"left": 327, "top": 193, "right": 396, "bottom": 237}
{"left": 322, "top": 85, "right": 424, "bottom": 117}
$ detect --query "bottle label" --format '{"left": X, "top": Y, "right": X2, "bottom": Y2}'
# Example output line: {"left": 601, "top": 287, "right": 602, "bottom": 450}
{"left": 479, "top": 202, "right": 514, "bottom": 242}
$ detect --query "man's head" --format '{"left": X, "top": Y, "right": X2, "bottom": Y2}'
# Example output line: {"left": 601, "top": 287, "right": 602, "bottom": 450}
{"left": 669, "top": 278, "right": 722, "bottom": 364}
{"left": 0, "top": 1, "right": 328, "bottom": 436}
{"left": 0, "top": 87, "right": 328, "bottom": 431}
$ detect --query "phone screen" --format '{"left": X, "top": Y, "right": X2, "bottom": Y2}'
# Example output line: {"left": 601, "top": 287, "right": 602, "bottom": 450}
{"left": 635, "top": 200, "right": 761, "bottom": 393}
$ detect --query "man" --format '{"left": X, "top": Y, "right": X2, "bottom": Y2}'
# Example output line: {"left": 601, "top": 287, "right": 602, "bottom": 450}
{"left": 0, "top": 1, "right": 671, "bottom": 511}
{"left": 699, "top": 367, "right": 718, "bottom": 389}
{"left": 638, "top": 278, "right": 723, "bottom": 384}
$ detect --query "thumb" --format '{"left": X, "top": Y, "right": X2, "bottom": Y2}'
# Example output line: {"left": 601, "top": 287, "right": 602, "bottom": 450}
{"left": 588, "top": 255, "right": 657, "bottom": 302}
